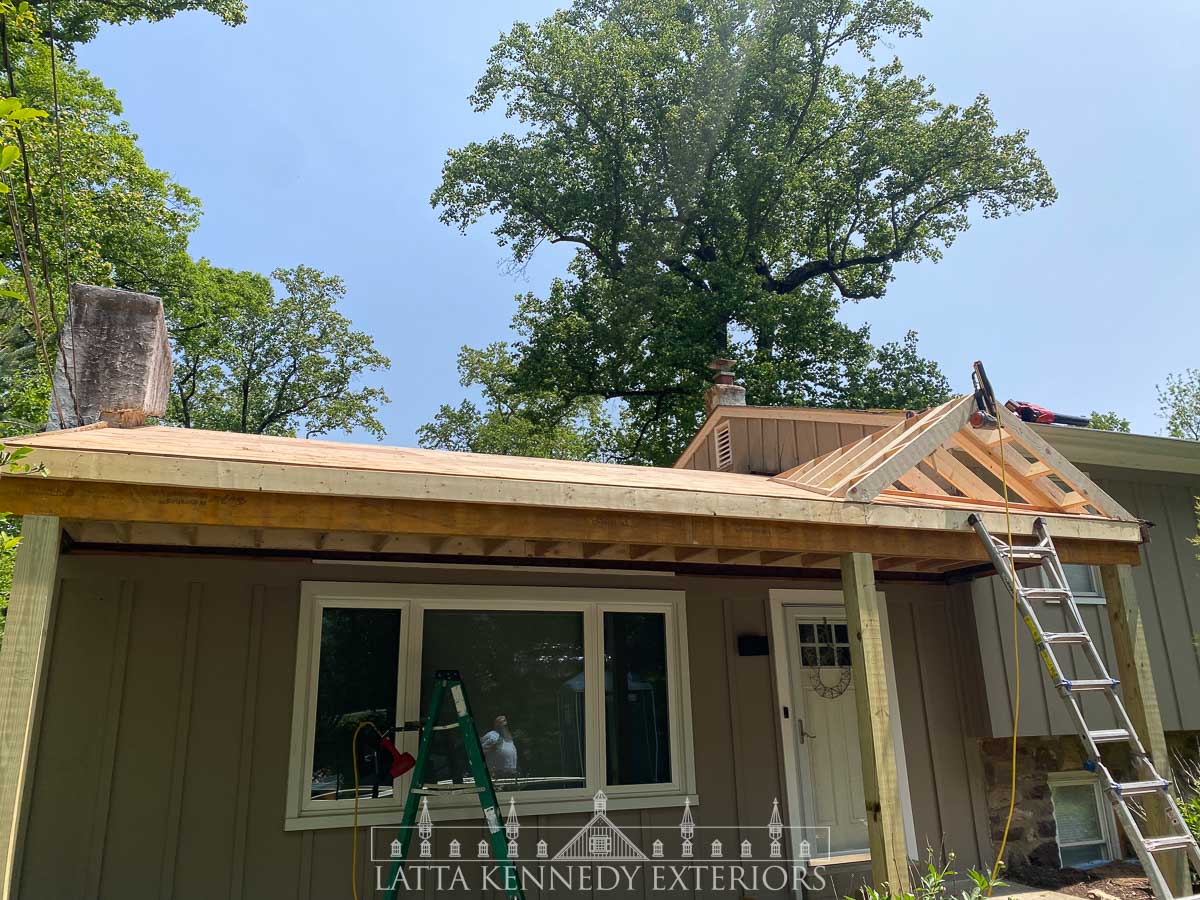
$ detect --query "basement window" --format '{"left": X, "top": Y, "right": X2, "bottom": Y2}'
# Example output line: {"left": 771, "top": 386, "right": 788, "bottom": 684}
{"left": 1049, "top": 772, "right": 1118, "bottom": 868}
{"left": 286, "top": 583, "right": 696, "bottom": 830}
{"left": 714, "top": 421, "right": 734, "bottom": 470}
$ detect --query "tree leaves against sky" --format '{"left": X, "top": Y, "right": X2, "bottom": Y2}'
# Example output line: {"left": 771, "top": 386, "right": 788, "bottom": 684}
{"left": 424, "top": 0, "right": 1056, "bottom": 466}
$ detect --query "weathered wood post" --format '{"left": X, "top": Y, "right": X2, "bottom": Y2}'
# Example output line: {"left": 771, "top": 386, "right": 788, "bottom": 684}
{"left": 0, "top": 516, "right": 61, "bottom": 899}
{"left": 841, "top": 551, "right": 911, "bottom": 893}
{"left": 1100, "top": 564, "right": 1187, "bottom": 897}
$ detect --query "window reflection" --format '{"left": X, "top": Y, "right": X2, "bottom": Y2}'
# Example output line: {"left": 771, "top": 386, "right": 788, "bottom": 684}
{"left": 421, "top": 610, "right": 586, "bottom": 792}
{"left": 604, "top": 611, "right": 671, "bottom": 786}
{"left": 311, "top": 607, "right": 401, "bottom": 801}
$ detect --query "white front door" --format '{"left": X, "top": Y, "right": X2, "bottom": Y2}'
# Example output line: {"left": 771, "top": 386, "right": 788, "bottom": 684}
{"left": 785, "top": 610, "right": 868, "bottom": 856}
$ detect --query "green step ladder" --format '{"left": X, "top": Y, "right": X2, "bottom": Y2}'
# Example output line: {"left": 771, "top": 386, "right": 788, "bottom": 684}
{"left": 383, "top": 669, "right": 526, "bottom": 900}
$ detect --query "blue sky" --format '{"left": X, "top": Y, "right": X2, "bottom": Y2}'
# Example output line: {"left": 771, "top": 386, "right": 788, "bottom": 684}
{"left": 79, "top": 1, "right": 1200, "bottom": 444}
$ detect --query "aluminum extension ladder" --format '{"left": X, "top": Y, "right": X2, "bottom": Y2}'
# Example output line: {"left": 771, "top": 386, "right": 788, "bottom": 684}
{"left": 969, "top": 514, "right": 1200, "bottom": 900}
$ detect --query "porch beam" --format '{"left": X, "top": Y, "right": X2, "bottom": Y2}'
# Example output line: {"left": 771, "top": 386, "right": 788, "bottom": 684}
{"left": 3, "top": 479, "right": 1142, "bottom": 568}
{"left": 841, "top": 552, "right": 911, "bottom": 893}
{"left": 1100, "top": 564, "right": 1187, "bottom": 896}
{"left": 0, "top": 516, "right": 61, "bottom": 898}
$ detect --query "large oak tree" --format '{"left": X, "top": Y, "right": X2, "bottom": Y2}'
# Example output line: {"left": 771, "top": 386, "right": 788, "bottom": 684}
{"left": 423, "top": 0, "right": 1056, "bottom": 465}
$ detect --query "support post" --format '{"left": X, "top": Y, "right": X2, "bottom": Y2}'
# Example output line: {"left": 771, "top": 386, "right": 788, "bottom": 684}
{"left": 0, "top": 516, "right": 61, "bottom": 899}
{"left": 841, "top": 552, "right": 911, "bottom": 893}
{"left": 1100, "top": 564, "right": 1187, "bottom": 896}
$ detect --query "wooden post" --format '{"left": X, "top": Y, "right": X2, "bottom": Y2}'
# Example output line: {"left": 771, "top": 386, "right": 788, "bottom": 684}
{"left": 0, "top": 516, "right": 61, "bottom": 899}
{"left": 841, "top": 552, "right": 911, "bottom": 893}
{"left": 1100, "top": 564, "right": 1188, "bottom": 896}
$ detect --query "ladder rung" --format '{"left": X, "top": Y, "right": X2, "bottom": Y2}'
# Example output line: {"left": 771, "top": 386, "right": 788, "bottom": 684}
{"left": 1007, "top": 550, "right": 1051, "bottom": 562}
{"left": 1143, "top": 834, "right": 1197, "bottom": 853}
{"left": 413, "top": 784, "right": 485, "bottom": 795}
{"left": 1089, "top": 728, "right": 1131, "bottom": 743}
{"left": 1062, "top": 678, "right": 1118, "bottom": 692}
{"left": 1043, "top": 632, "right": 1091, "bottom": 645}
{"left": 1113, "top": 779, "right": 1169, "bottom": 797}
{"left": 1021, "top": 587, "right": 1071, "bottom": 600}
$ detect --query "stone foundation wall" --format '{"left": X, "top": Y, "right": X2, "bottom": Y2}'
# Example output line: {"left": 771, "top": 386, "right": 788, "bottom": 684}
{"left": 975, "top": 732, "right": 1200, "bottom": 868}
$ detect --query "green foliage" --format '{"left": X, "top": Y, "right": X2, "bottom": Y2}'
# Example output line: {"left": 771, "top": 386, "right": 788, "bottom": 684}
{"left": 0, "top": 7, "right": 389, "bottom": 442}
{"left": 45, "top": 0, "right": 247, "bottom": 48}
{"left": 163, "top": 262, "right": 391, "bottom": 439}
{"left": 417, "top": 342, "right": 613, "bottom": 459}
{"left": 0, "top": 514, "right": 17, "bottom": 642}
{"left": 427, "top": 0, "right": 1052, "bottom": 464}
{"left": 1089, "top": 410, "right": 1131, "bottom": 433}
{"left": 1157, "top": 369, "right": 1200, "bottom": 441}
{"left": 852, "top": 851, "right": 1003, "bottom": 900}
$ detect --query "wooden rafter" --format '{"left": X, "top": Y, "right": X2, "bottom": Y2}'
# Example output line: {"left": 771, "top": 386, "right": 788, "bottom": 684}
{"left": 771, "top": 394, "right": 1135, "bottom": 520}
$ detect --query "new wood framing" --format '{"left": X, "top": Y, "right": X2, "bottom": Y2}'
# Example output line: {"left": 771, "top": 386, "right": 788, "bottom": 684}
{"left": 771, "top": 395, "right": 1134, "bottom": 521}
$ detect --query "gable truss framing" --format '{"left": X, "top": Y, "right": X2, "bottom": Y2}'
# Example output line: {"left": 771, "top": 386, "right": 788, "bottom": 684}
{"left": 770, "top": 395, "right": 1133, "bottom": 520}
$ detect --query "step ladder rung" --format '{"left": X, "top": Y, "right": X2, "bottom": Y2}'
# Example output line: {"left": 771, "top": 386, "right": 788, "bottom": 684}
{"left": 1007, "top": 550, "right": 1052, "bottom": 562}
{"left": 1112, "top": 779, "right": 1169, "bottom": 797}
{"left": 1043, "top": 632, "right": 1091, "bottom": 645}
{"left": 1089, "top": 728, "right": 1131, "bottom": 743}
{"left": 1142, "top": 834, "right": 1197, "bottom": 853}
{"left": 1062, "top": 678, "right": 1118, "bottom": 692}
{"left": 412, "top": 784, "right": 485, "bottom": 795}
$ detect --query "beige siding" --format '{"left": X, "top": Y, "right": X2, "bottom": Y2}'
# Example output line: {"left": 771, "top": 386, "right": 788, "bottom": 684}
{"left": 19, "top": 555, "right": 989, "bottom": 898}
{"left": 691, "top": 415, "right": 887, "bottom": 475}
{"left": 972, "top": 467, "right": 1200, "bottom": 737}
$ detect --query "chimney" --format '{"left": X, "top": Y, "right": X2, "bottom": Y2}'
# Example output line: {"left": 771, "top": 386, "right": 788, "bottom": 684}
{"left": 46, "top": 284, "right": 172, "bottom": 430}
{"left": 704, "top": 358, "right": 746, "bottom": 415}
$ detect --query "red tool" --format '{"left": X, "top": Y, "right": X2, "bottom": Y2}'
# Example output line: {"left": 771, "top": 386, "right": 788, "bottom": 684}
{"left": 1005, "top": 400, "right": 1090, "bottom": 428}
{"left": 378, "top": 735, "right": 416, "bottom": 779}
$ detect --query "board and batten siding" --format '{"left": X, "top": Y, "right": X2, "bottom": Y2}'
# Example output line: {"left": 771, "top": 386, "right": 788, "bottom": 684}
{"left": 681, "top": 416, "right": 887, "bottom": 474}
{"left": 972, "top": 466, "right": 1200, "bottom": 737}
{"left": 16, "top": 553, "right": 991, "bottom": 898}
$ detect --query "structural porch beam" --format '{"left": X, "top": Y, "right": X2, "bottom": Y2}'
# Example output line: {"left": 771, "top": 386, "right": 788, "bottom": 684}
{"left": 840, "top": 552, "right": 911, "bottom": 893}
{"left": 0, "top": 516, "right": 61, "bottom": 899}
{"left": 1100, "top": 565, "right": 1188, "bottom": 896}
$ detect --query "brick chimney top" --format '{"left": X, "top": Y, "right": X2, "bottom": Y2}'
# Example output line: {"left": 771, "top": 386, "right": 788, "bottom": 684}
{"left": 46, "top": 284, "right": 172, "bottom": 430}
{"left": 705, "top": 358, "right": 746, "bottom": 415}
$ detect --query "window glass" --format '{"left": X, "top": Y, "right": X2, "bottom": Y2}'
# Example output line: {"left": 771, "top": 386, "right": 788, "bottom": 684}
{"left": 604, "top": 611, "right": 671, "bottom": 786}
{"left": 311, "top": 607, "right": 402, "bottom": 801}
{"left": 1064, "top": 564, "right": 1101, "bottom": 597}
{"left": 420, "top": 610, "right": 586, "bottom": 792}
{"left": 1052, "top": 781, "right": 1110, "bottom": 867}
{"left": 797, "top": 620, "right": 852, "bottom": 668}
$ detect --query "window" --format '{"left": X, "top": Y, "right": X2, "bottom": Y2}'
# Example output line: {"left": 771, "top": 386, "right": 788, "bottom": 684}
{"left": 796, "top": 622, "right": 852, "bottom": 668}
{"left": 1049, "top": 774, "right": 1117, "bottom": 868}
{"left": 287, "top": 583, "right": 694, "bottom": 829}
{"left": 1063, "top": 565, "right": 1104, "bottom": 602}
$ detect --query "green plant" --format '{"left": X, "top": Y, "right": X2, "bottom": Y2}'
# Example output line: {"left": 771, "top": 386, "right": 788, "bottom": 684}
{"left": 851, "top": 851, "right": 1004, "bottom": 900}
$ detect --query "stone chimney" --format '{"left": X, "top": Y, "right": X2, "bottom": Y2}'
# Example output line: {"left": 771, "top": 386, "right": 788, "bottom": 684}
{"left": 46, "top": 284, "right": 172, "bottom": 430}
{"left": 704, "top": 358, "right": 746, "bottom": 415}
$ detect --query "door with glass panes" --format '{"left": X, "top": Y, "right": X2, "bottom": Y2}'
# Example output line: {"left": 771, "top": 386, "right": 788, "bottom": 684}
{"left": 785, "top": 610, "right": 868, "bottom": 855}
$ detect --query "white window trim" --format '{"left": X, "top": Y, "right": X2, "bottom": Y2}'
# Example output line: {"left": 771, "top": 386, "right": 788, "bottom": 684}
{"left": 1048, "top": 771, "right": 1121, "bottom": 865}
{"left": 286, "top": 582, "right": 697, "bottom": 831}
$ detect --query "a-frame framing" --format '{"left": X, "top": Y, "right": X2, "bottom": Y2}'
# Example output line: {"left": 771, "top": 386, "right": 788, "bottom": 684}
{"left": 771, "top": 395, "right": 1134, "bottom": 520}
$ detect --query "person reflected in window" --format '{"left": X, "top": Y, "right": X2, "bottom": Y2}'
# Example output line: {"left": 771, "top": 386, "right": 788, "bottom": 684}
{"left": 480, "top": 714, "right": 517, "bottom": 780}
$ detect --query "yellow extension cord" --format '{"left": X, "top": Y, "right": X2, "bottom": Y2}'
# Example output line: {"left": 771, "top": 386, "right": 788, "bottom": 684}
{"left": 987, "top": 413, "right": 1022, "bottom": 892}
{"left": 350, "top": 720, "right": 380, "bottom": 900}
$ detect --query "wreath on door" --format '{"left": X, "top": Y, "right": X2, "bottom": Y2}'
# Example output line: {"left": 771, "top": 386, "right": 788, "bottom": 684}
{"left": 808, "top": 621, "right": 852, "bottom": 699}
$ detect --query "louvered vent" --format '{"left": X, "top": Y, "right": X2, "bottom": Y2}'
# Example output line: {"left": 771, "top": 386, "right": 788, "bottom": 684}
{"left": 714, "top": 421, "right": 734, "bottom": 470}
